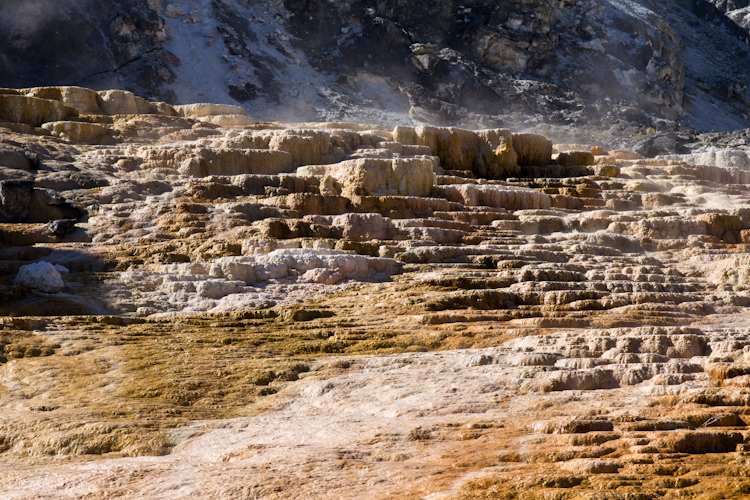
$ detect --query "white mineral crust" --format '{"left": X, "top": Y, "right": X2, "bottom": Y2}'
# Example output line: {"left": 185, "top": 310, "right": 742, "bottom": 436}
{"left": 14, "top": 261, "right": 65, "bottom": 293}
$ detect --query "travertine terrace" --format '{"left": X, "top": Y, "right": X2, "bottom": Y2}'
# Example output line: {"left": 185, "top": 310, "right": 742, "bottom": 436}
{"left": 3, "top": 87, "right": 750, "bottom": 498}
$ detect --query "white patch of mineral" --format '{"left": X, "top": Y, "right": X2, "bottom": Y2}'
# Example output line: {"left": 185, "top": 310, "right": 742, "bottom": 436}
{"left": 14, "top": 261, "right": 64, "bottom": 293}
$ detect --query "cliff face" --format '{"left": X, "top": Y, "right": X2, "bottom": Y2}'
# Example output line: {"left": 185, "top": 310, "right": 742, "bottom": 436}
{"left": 1, "top": 0, "right": 749, "bottom": 137}
{"left": 283, "top": 0, "right": 687, "bottom": 122}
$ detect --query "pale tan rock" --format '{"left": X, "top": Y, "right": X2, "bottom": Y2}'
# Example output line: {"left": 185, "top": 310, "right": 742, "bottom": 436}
{"left": 197, "top": 114, "right": 255, "bottom": 127}
{"left": 377, "top": 141, "right": 403, "bottom": 154}
{"left": 307, "top": 122, "right": 381, "bottom": 132}
{"left": 174, "top": 103, "right": 247, "bottom": 118}
{"left": 88, "top": 144, "right": 295, "bottom": 177}
{"left": 660, "top": 150, "right": 750, "bottom": 170}
{"left": 706, "top": 256, "right": 750, "bottom": 286}
{"left": 560, "top": 459, "right": 620, "bottom": 474}
{"left": 697, "top": 213, "right": 742, "bottom": 238}
{"left": 21, "top": 86, "right": 102, "bottom": 115}
{"left": 393, "top": 125, "right": 518, "bottom": 179}
{"left": 595, "top": 155, "right": 617, "bottom": 166}
{"left": 445, "top": 184, "right": 551, "bottom": 210}
{"left": 512, "top": 133, "right": 553, "bottom": 166}
{"left": 177, "top": 148, "right": 295, "bottom": 177}
{"left": 302, "top": 268, "right": 343, "bottom": 284}
{"left": 553, "top": 143, "right": 599, "bottom": 154}
{"left": 209, "top": 131, "right": 269, "bottom": 150}
{"left": 392, "top": 125, "right": 417, "bottom": 145}
{"left": 556, "top": 150, "right": 595, "bottom": 167}
{"left": 607, "top": 216, "right": 709, "bottom": 239}
{"left": 268, "top": 129, "right": 345, "bottom": 167}
{"left": 609, "top": 150, "right": 644, "bottom": 160}
{"left": 553, "top": 144, "right": 606, "bottom": 156}
{"left": 0, "top": 94, "right": 66, "bottom": 126}
{"left": 0, "top": 122, "right": 35, "bottom": 134}
{"left": 151, "top": 102, "right": 179, "bottom": 116}
{"left": 41, "top": 121, "right": 113, "bottom": 143}
{"left": 330, "top": 213, "right": 393, "bottom": 240}
{"left": 97, "top": 90, "right": 152, "bottom": 115}
{"left": 298, "top": 157, "right": 436, "bottom": 197}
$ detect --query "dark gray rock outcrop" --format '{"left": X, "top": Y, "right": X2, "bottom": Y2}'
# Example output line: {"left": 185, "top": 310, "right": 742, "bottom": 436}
{"left": 0, "top": 0, "right": 178, "bottom": 102}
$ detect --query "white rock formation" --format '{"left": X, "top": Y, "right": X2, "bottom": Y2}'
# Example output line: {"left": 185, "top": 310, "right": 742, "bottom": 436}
{"left": 660, "top": 149, "right": 750, "bottom": 171}
{"left": 14, "top": 261, "right": 64, "bottom": 293}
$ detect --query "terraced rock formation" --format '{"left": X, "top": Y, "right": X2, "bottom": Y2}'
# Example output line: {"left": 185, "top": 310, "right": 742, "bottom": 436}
{"left": 3, "top": 86, "right": 750, "bottom": 498}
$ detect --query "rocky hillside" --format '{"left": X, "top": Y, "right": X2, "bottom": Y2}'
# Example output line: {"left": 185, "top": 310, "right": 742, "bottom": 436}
{"left": 3, "top": 86, "right": 750, "bottom": 497}
{"left": 2, "top": 0, "right": 750, "bottom": 143}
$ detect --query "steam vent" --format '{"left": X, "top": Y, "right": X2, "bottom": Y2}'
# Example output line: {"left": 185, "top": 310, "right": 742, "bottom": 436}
{"left": 3, "top": 0, "right": 750, "bottom": 497}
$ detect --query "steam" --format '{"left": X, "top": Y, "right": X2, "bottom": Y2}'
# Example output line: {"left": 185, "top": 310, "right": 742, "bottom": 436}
{"left": 0, "top": 0, "right": 77, "bottom": 34}
{"left": 670, "top": 185, "right": 737, "bottom": 210}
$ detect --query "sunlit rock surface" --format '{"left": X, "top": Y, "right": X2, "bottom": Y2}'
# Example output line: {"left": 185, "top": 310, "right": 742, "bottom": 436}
{"left": 3, "top": 86, "right": 750, "bottom": 498}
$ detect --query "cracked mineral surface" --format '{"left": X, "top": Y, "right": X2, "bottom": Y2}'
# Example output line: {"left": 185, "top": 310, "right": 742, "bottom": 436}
{"left": 2, "top": 86, "right": 750, "bottom": 499}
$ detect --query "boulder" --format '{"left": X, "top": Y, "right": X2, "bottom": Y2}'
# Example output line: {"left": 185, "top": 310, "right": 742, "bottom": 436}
{"left": 302, "top": 268, "right": 343, "bottom": 284}
{"left": 0, "top": 148, "right": 34, "bottom": 170}
{"left": 27, "top": 188, "right": 86, "bottom": 223}
{"left": 46, "top": 219, "right": 77, "bottom": 238}
{"left": 0, "top": 94, "right": 66, "bottom": 126}
{"left": 14, "top": 261, "right": 64, "bottom": 293}
{"left": 0, "top": 179, "right": 34, "bottom": 222}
